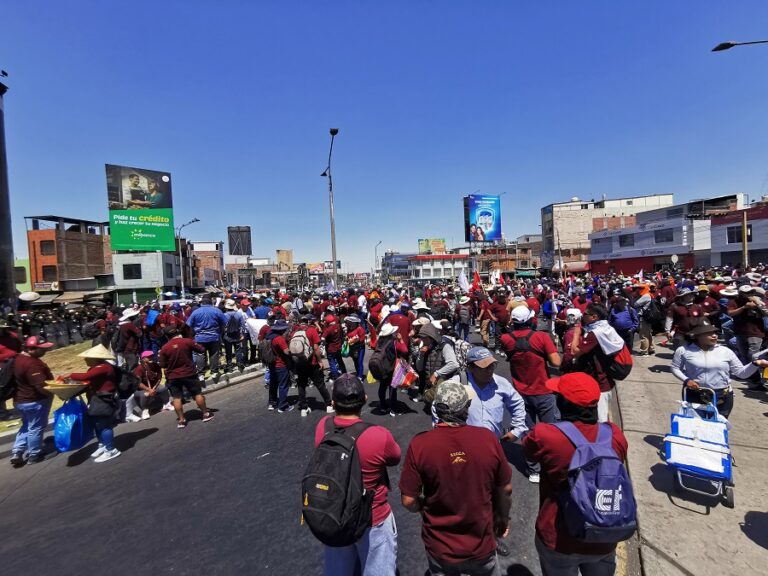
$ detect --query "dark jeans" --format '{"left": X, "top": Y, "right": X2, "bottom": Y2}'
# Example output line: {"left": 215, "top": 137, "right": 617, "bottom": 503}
{"left": 296, "top": 364, "right": 331, "bottom": 409}
{"left": 269, "top": 366, "right": 290, "bottom": 410}
{"left": 134, "top": 386, "right": 169, "bottom": 410}
{"left": 536, "top": 536, "right": 615, "bottom": 576}
{"left": 427, "top": 552, "right": 500, "bottom": 576}
{"left": 194, "top": 340, "right": 221, "bottom": 376}
{"left": 523, "top": 393, "right": 560, "bottom": 474}
{"left": 327, "top": 351, "right": 347, "bottom": 380}
{"left": 223, "top": 340, "right": 244, "bottom": 369}
{"left": 378, "top": 378, "right": 397, "bottom": 412}
{"left": 149, "top": 336, "right": 166, "bottom": 357}
{"left": 456, "top": 323, "right": 470, "bottom": 342}
{"left": 350, "top": 345, "right": 365, "bottom": 379}
{"left": 616, "top": 329, "right": 634, "bottom": 352}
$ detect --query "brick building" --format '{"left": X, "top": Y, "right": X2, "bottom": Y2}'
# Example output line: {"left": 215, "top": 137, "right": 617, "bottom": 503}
{"left": 25, "top": 216, "right": 111, "bottom": 290}
{"left": 190, "top": 241, "right": 225, "bottom": 285}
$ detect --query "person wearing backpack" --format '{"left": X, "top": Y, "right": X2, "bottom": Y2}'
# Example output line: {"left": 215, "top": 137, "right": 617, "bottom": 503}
{"left": 632, "top": 284, "right": 659, "bottom": 356}
{"left": 186, "top": 295, "right": 228, "bottom": 383}
{"left": 369, "top": 323, "right": 409, "bottom": 417}
{"left": 290, "top": 315, "right": 334, "bottom": 418}
{"left": 523, "top": 372, "right": 631, "bottom": 576}
{"left": 607, "top": 297, "right": 638, "bottom": 352}
{"left": 416, "top": 323, "right": 459, "bottom": 405}
{"left": 500, "top": 306, "right": 562, "bottom": 484}
{"left": 307, "top": 374, "right": 402, "bottom": 576}
{"left": 0, "top": 318, "right": 22, "bottom": 420}
{"left": 114, "top": 308, "right": 143, "bottom": 371}
{"left": 455, "top": 296, "right": 472, "bottom": 342}
{"left": 222, "top": 299, "right": 246, "bottom": 373}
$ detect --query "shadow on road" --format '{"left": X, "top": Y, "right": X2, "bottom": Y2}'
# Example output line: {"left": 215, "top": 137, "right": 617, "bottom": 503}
{"left": 66, "top": 427, "right": 159, "bottom": 467}
{"left": 740, "top": 511, "right": 768, "bottom": 549}
{"left": 648, "top": 462, "right": 716, "bottom": 514}
{"left": 506, "top": 564, "right": 536, "bottom": 575}
{"left": 647, "top": 364, "right": 671, "bottom": 374}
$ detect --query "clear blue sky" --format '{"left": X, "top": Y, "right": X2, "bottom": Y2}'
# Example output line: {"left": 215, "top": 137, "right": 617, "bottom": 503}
{"left": 4, "top": 1, "right": 768, "bottom": 272}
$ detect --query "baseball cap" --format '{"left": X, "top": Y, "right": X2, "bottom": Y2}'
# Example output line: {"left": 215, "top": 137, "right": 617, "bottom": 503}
{"left": 545, "top": 373, "right": 600, "bottom": 407}
{"left": 332, "top": 374, "right": 366, "bottom": 406}
{"left": 466, "top": 346, "right": 497, "bottom": 368}
{"left": 240, "top": 299, "right": 251, "bottom": 306}
{"left": 434, "top": 380, "right": 472, "bottom": 415}
{"left": 511, "top": 306, "right": 534, "bottom": 324}
{"left": 140, "top": 350, "right": 155, "bottom": 359}
{"left": 24, "top": 335, "right": 54, "bottom": 350}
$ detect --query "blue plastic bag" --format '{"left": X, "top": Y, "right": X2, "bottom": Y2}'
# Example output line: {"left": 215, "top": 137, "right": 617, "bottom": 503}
{"left": 54, "top": 397, "right": 94, "bottom": 452}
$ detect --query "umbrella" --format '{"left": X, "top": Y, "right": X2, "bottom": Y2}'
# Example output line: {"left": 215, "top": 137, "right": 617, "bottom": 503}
{"left": 18, "top": 291, "right": 41, "bottom": 302}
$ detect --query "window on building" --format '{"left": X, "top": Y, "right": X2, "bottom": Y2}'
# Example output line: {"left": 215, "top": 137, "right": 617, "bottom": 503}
{"left": 39, "top": 240, "right": 55, "bottom": 256}
{"left": 654, "top": 229, "right": 674, "bottom": 244}
{"left": 726, "top": 225, "right": 752, "bottom": 244}
{"left": 520, "top": 260, "right": 529, "bottom": 268}
{"left": 667, "top": 207, "right": 684, "bottom": 218}
{"left": 581, "top": 203, "right": 589, "bottom": 210}
{"left": 626, "top": 200, "right": 633, "bottom": 206}
{"left": 41, "top": 265, "right": 57, "bottom": 282}
{"left": 123, "top": 263, "right": 142, "bottom": 280}
{"left": 619, "top": 234, "right": 634, "bottom": 247}
{"left": 412, "top": 269, "right": 420, "bottom": 278}
{"left": 165, "top": 263, "right": 174, "bottom": 278}
{"left": 14, "top": 266, "right": 27, "bottom": 284}
{"left": 421, "top": 268, "right": 431, "bottom": 278}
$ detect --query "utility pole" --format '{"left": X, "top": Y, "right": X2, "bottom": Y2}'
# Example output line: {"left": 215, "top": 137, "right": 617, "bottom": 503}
{"left": 0, "top": 78, "right": 15, "bottom": 312}
{"left": 742, "top": 209, "right": 750, "bottom": 269}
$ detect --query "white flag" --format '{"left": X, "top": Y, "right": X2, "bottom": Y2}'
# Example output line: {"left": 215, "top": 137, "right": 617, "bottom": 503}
{"left": 458, "top": 270, "right": 470, "bottom": 293}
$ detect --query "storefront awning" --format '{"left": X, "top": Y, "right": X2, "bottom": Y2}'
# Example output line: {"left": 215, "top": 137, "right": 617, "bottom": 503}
{"left": 515, "top": 270, "right": 539, "bottom": 277}
{"left": 30, "top": 294, "right": 61, "bottom": 306}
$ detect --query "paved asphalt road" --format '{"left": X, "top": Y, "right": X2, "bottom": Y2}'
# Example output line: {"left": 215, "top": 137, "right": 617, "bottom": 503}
{"left": 0, "top": 340, "right": 542, "bottom": 576}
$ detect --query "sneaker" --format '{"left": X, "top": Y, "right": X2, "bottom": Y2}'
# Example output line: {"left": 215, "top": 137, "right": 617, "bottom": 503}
{"left": 162, "top": 402, "right": 174, "bottom": 412}
{"left": 268, "top": 405, "right": 275, "bottom": 411}
{"left": 202, "top": 412, "right": 215, "bottom": 422}
{"left": 326, "top": 406, "right": 335, "bottom": 414}
{"left": 496, "top": 541, "right": 511, "bottom": 557}
{"left": 141, "top": 409, "right": 150, "bottom": 421}
{"left": 10, "top": 452, "right": 26, "bottom": 468}
{"left": 389, "top": 410, "right": 397, "bottom": 418}
{"left": 301, "top": 407, "right": 312, "bottom": 417}
{"left": 28, "top": 453, "right": 46, "bottom": 464}
{"left": 90, "top": 444, "right": 107, "bottom": 459}
{"left": 177, "top": 420, "right": 187, "bottom": 428}
{"left": 278, "top": 404, "right": 295, "bottom": 414}
{"left": 528, "top": 473, "right": 540, "bottom": 484}
{"left": 125, "top": 414, "right": 141, "bottom": 423}
{"left": 94, "top": 448, "right": 121, "bottom": 463}
{"left": 211, "top": 373, "right": 221, "bottom": 383}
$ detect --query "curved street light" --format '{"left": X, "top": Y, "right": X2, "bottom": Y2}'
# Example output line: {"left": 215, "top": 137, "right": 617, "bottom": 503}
{"left": 321, "top": 128, "right": 339, "bottom": 288}
{"left": 712, "top": 39, "right": 768, "bottom": 52}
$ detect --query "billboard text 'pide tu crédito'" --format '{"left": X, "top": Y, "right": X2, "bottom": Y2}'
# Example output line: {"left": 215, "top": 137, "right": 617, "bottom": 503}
{"left": 106, "top": 164, "right": 175, "bottom": 251}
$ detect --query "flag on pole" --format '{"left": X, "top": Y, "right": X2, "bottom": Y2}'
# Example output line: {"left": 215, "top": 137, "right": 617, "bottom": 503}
{"left": 472, "top": 271, "right": 481, "bottom": 290}
{"left": 458, "top": 270, "right": 470, "bottom": 293}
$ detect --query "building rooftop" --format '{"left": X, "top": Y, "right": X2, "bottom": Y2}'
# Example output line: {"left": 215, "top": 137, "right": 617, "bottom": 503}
{"left": 25, "top": 215, "right": 109, "bottom": 227}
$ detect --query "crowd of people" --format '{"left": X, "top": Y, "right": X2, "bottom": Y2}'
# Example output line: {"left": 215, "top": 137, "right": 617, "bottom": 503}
{"left": 3, "top": 265, "right": 768, "bottom": 575}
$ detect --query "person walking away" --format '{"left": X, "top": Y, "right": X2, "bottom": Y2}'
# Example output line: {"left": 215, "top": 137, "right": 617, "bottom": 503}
{"left": 371, "top": 323, "right": 409, "bottom": 417}
{"left": 344, "top": 316, "right": 366, "bottom": 379}
{"left": 9, "top": 336, "right": 54, "bottom": 467}
{"left": 523, "top": 372, "right": 630, "bottom": 576}
{"left": 322, "top": 314, "right": 347, "bottom": 381}
{"left": 608, "top": 297, "right": 638, "bottom": 352}
{"left": 67, "top": 344, "right": 123, "bottom": 462}
{"left": 125, "top": 350, "right": 172, "bottom": 422}
{"left": 477, "top": 293, "right": 493, "bottom": 349}
{"left": 269, "top": 320, "right": 294, "bottom": 413}
{"left": 222, "top": 299, "right": 246, "bottom": 373}
{"left": 671, "top": 319, "right": 768, "bottom": 418}
{"left": 489, "top": 293, "right": 510, "bottom": 352}
{"left": 500, "top": 308, "right": 561, "bottom": 483}
{"left": 312, "top": 375, "right": 401, "bottom": 576}
{"left": 238, "top": 299, "right": 257, "bottom": 364}
{"left": 455, "top": 296, "right": 472, "bottom": 342}
{"left": 632, "top": 284, "right": 659, "bottom": 356}
{"left": 400, "top": 381, "right": 512, "bottom": 576}
{"left": 186, "top": 295, "right": 227, "bottom": 382}
{"left": 158, "top": 327, "right": 215, "bottom": 428}
{"left": 727, "top": 285, "right": 767, "bottom": 389}
{"left": 113, "top": 308, "right": 143, "bottom": 371}
{"left": 290, "top": 315, "right": 334, "bottom": 417}
{"left": 564, "top": 304, "right": 624, "bottom": 423}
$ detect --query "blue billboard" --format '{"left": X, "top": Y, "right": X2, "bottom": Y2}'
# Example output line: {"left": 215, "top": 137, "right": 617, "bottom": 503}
{"left": 464, "top": 194, "right": 502, "bottom": 242}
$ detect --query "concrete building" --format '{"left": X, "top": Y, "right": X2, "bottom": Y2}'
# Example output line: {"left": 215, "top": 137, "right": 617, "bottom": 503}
{"left": 514, "top": 234, "right": 543, "bottom": 272}
{"left": 381, "top": 251, "right": 414, "bottom": 283}
{"left": 25, "top": 215, "right": 111, "bottom": 291}
{"left": 190, "top": 241, "right": 225, "bottom": 286}
{"left": 588, "top": 193, "right": 745, "bottom": 275}
{"left": 710, "top": 201, "right": 768, "bottom": 267}
{"left": 112, "top": 251, "right": 181, "bottom": 305}
{"left": 408, "top": 254, "right": 470, "bottom": 283}
{"left": 541, "top": 194, "right": 674, "bottom": 273}
{"left": 14, "top": 258, "right": 30, "bottom": 293}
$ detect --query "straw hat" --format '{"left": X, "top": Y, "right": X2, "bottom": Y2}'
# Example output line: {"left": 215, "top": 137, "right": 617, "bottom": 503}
{"left": 379, "top": 323, "right": 398, "bottom": 337}
{"left": 120, "top": 308, "right": 140, "bottom": 321}
{"left": 78, "top": 344, "right": 115, "bottom": 361}
{"left": 224, "top": 299, "right": 237, "bottom": 310}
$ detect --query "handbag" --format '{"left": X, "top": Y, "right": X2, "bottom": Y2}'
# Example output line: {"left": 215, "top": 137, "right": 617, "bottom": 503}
{"left": 88, "top": 392, "right": 119, "bottom": 418}
{"left": 54, "top": 396, "right": 94, "bottom": 452}
{"left": 390, "top": 358, "right": 418, "bottom": 389}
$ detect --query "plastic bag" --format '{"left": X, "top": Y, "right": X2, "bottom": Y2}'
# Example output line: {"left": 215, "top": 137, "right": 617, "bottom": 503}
{"left": 366, "top": 371, "right": 377, "bottom": 384}
{"left": 54, "top": 397, "right": 94, "bottom": 452}
{"left": 341, "top": 340, "right": 350, "bottom": 358}
{"left": 390, "top": 358, "right": 418, "bottom": 389}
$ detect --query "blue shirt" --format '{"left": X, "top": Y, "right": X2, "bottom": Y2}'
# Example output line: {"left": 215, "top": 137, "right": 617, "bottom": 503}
{"left": 253, "top": 305, "right": 271, "bottom": 320}
{"left": 186, "top": 304, "right": 227, "bottom": 343}
{"left": 467, "top": 373, "right": 528, "bottom": 440}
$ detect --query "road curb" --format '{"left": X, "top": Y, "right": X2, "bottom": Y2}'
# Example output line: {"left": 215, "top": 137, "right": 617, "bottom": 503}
{"left": 0, "top": 364, "right": 266, "bottom": 456}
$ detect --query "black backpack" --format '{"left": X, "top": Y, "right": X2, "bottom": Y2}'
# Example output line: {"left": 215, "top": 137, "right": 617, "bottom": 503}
{"left": 224, "top": 313, "right": 241, "bottom": 342}
{"left": 302, "top": 419, "right": 373, "bottom": 547}
{"left": 81, "top": 321, "right": 100, "bottom": 339}
{"left": 458, "top": 305, "right": 471, "bottom": 324}
{"left": 259, "top": 334, "right": 277, "bottom": 365}
{"left": 643, "top": 300, "right": 664, "bottom": 325}
{"left": 111, "top": 325, "right": 128, "bottom": 353}
{"left": 113, "top": 364, "right": 140, "bottom": 394}
{"left": 0, "top": 357, "right": 18, "bottom": 401}
{"left": 368, "top": 340, "right": 395, "bottom": 381}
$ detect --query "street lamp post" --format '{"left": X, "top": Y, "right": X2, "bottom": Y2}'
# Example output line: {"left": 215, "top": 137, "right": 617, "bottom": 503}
{"left": 712, "top": 40, "right": 768, "bottom": 52}
{"left": 374, "top": 240, "right": 382, "bottom": 282}
{"left": 0, "top": 78, "right": 15, "bottom": 312}
{"left": 321, "top": 128, "right": 340, "bottom": 289}
{"left": 176, "top": 217, "right": 200, "bottom": 300}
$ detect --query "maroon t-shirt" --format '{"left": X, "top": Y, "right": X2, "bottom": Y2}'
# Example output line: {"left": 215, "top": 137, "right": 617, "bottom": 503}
{"left": 315, "top": 416, "right": 401, "bottom": 526}
{"left": 385, "top": 313, "right": 412, "bottom": 346}
{"left": 399, "top": 425, "right": 512, "bottom": 563}
{"left": 13, "top": 353, "right": 53, "bottom": 404}
{"left": 158, "top": 337, "right": 205, "bottom": 380}
{"left": 500, "top": 329, "right": 557, "bottom": 396}
{"left": 523, "top": 421, "right": 628, "bottom": 555}
{"left": 489, "top": 302, "right": 510, "bottom": 327}
{"left": 322, "top": 323, "right": 343, "bottom": 354}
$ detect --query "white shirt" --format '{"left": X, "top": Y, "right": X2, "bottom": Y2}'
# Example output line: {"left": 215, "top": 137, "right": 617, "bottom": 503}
{"left": 671, "top": 343, "right": 757, "bottom": 390}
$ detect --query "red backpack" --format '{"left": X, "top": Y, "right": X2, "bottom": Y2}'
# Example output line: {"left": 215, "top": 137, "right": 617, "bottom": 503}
{"left": 599, "top": 344, "right": 633, "bottom": 381}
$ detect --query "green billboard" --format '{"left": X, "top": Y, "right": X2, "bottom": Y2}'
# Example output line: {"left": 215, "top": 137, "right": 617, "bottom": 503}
{"left": 106, "top": 164, "right": 175, "bottom": 251}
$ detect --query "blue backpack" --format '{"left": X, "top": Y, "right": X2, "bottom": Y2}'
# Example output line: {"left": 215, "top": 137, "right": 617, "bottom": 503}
{"left": 554, "top": 421, "right": 637, "bottom": 543}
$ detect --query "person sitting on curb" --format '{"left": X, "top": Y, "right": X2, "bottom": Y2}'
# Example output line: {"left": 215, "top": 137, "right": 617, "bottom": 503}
{"left": 125, "top": 350, "right": 172, "bottom": 422}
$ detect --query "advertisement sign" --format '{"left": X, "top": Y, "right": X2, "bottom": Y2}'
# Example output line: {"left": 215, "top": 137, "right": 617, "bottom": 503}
{"left": 418, "top": 238, "right": 447, "bottom": 254}
{"left": 464, "top": 195, "right": 502, "bottom": 242}
{"left": 324, "top": 260, "right": 342, "bottom": 273}
{"left": 106, "top": 164, "right": 175, "bottom": 251}
{"left": 307, "top": 263, "right": 325, "bottom": 275}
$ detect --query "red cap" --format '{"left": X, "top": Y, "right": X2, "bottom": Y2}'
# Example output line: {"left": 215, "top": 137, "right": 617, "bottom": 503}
{"left": 240, "top": 299, "right": 251, "bottom": 306}
{"left": 325, "top": 314, "right": 337, "bottom": 324}
{"left": 24, "top": 336, "right": 54, "bottom": 350}
{"left": 545, "top": 373, "right": 600, "bottom": 407}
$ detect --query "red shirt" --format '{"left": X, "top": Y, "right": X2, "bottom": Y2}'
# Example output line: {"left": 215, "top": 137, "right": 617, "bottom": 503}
{"left": 728, "top": 299, "right": 766, "bottom": 338}
{"left": 489, "top": 302, "right": 510, "bottom": 327}
{"left": 399, "top": 425, "right": 512, "bottom": 563}
{"left": 322, "top": 323, "right": 343, "bottom": 354}
{"left": 257, "top": 324, "right": 271, "bottom": 341}
{"left": 500, "top": 329, "right": 557, "bottom": 396}
{"left": 118, "top": 322, "right": 143, "bottom": 353}
{"left": 158, "top": 337, "right": 205, "bottom": 380}
{"left": 385, "top": 312, "right": 412, "bottom": 346}
{"left": 13, "top": 353, "right": 53, "bottom": 404}
{"left": 133, "top": 361, "right": 162, "bottom": 388}
{"left": 315, "top": 416, "right": 401, "bottom": 526}
{"left": 346, "top": 326, "right": 365, "bottom": 346}
{"left": 526, "top": 297, "right": 541, "bottom": 314}
{"left": 0, "top": 330, "right": 21, "bottom": 363}
{"left": 569, "top": 331, "right": 614, "bottom": 392}
{"left": 69, "top": 362, "right": 117, "bottom": 395}
{"left": 523, "top": 421, "right": 628, "bottom": 555}
{"left": 271, "top": 335, "right": 290, "bottom": 368}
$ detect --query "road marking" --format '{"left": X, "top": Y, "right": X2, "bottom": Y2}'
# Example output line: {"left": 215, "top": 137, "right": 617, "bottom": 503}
{"left": 256, "top": 452, "right": 271, "bottom": 459}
